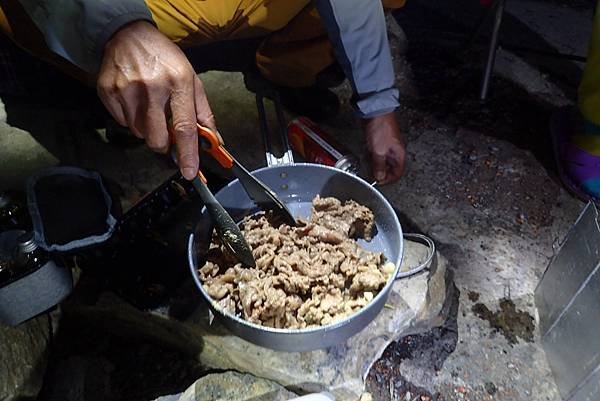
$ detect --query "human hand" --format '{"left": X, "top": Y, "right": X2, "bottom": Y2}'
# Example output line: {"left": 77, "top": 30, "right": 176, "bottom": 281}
{"left": 363, "top": 112, "right": 406, "bottom": 185}
{"left": 97, "top": 21, "right": 216, "bottom": 180}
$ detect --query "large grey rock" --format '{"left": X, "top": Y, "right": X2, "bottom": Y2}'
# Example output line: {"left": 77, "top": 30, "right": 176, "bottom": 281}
{"left": 65, "top": 239, "right": 451, "bottom": 401}
{"left": 178, "top": 371, "right": 296, "bottom": 401}
{"left": 0, "top": 312, "right": 55, "bottom": 401}
{"left": 39, "top": 355, "right": 114, "bottom": 401}
{"left": 0, "top": 97, "right": 6, "bottom": 123}
{"left": 0, "top": 122, "right": 59, "bottom": 190}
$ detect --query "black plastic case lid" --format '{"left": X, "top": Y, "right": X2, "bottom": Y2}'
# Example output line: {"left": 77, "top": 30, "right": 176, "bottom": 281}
{"left": 26, "top": 166, "right": 117, "bottom": 252}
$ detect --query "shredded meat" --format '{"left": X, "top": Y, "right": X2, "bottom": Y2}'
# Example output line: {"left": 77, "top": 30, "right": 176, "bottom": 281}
{"left": 200, "top": 196, "right": 395, "bottom": 329}
{"left": 311, "top": 195, "right": 376, "bottom": 241}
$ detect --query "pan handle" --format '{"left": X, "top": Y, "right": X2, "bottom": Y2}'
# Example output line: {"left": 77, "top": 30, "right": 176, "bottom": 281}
{"left": 255, "top": 92, "right": 294, "bottom": 167}
{"left": 396, "top": 233, "right": 436, "bottom": 279}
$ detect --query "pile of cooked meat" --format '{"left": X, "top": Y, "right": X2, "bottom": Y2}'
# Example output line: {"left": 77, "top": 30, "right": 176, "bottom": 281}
{"left": 199, "top": 196, "right": 395, "bottom": 329}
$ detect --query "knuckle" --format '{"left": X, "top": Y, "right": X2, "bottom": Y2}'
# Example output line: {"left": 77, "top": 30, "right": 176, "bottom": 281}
{"left": 97, "top": 81, "right": 115, "bottom": 98}
{"left": 96, "top": 77, "right": 110, "bottom": 91}
{"left": 169, "top": 66, "right": 190, "bottom": 83}
{"left": 172, "top": 120, "right": 196, "bottom": 137}
{"left": 178, "top": 152, "right": 198, "bottom": 168}
{"left": 115, "top": 79, "right": 130, "bottom": 92}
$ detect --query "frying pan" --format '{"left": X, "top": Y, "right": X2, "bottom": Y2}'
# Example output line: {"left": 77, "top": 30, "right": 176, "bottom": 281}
{"left": 187, "top": 93, "right": 404, "bottom": 352}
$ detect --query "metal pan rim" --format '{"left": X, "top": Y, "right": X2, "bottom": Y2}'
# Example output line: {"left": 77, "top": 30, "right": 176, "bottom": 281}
{"left": 188, "top": 163, "right": 403, "bottom": 335}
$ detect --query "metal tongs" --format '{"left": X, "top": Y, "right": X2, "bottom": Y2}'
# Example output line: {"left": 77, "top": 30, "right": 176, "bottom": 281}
{"left": 172, "top": 124, "right": 296, "bottom": 268}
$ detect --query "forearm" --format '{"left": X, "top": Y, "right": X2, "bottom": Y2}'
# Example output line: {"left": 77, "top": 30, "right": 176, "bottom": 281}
{"left": 315, "top": 0, "right": 400, "bottom": 119}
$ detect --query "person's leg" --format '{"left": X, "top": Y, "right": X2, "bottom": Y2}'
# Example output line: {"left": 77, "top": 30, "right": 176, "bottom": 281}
{"left": 2, "top": 0, "right": 311, "bottom": 87}
{"left": 2, "top": 0, "right": 405, "bottom": 118}
{"left": 0, "top": 0, "right": 93, "bottom": 86}
{"left": 146, "top": 0, "right": 344, "bottom": 118}
{"left": 144, "top": 0, "right": 336, "bottom": 120}
{"left": 555, "top": 5, "right": 600, "bottom": 202}
{"left": 577, "top": 6, "right": 600, "bottom": 153}
{"left": 145, "top": 0, "right": 310, "bottom": 48}
{"left": 255, "top": 0, "right": 406, "bottom": 88}
{"left": 253, "top": 0, "right": 406, "bottom": 120}
{"left": 255, "top": 6, "right": 330, "bottom": 88}
{"left": 1, "top": 0, "right": 111, "bottom": 135}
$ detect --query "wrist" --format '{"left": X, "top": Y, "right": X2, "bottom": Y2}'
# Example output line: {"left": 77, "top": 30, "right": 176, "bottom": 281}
{"left": 361, "top": 111, "right": 396, "bottom": 130}
{"left": 105, "top": 20, "right": 156, "bottom": 51}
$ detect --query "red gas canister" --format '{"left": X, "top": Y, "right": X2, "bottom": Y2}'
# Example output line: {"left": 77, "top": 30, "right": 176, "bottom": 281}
{"left": 287, "top": 117, "right": 359, "bottom": 174}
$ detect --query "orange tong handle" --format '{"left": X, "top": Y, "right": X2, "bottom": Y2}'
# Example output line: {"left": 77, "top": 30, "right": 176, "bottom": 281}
{"left": 197, "top": 170, "right": 207, "bottom": 184}
{"left": 197, "top": 125, "right": 234, "bottom": 169}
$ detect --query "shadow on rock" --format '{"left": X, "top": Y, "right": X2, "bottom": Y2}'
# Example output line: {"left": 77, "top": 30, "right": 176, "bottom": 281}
{"left": 365, "top": 273, "right": 460, "bottom": 400}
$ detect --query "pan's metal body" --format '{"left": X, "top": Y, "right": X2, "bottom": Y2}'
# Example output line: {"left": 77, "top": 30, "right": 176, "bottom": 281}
{"left": 188, "top": 163, "right": 403, "bottom": 352}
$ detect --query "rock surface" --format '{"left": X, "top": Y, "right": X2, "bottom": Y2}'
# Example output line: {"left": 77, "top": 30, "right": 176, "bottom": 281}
{"left": 177, "top": 372, "right": 297, "bottom": 401}
{"left": 0, "top": 312, "right": 55, "bottom": 401}
{"left": 0, "top": 98, "right": 6, "bottom": 122}
{"left": 0, "top": 121, "right": 59, "bottom": 190}
{"left": 58, "top": 239, "right": 450, "bottom": 400}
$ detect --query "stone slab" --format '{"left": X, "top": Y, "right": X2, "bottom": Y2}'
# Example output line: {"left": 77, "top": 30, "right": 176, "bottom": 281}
{"left": 65, "top": 239, "right": 450, "bottom": 401}
{"left": 0, "top": 311, "right": 55, "bottom": 401}
{"left": 177, "top": 371, "right": 297, "bottom": 401}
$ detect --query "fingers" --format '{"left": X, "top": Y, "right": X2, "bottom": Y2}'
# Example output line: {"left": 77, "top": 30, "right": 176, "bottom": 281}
{"left": 98, "top": 79, "right": 147, "bottom": 140}
{"left": 378, "top": 152, "right": 404, "bottom": 185}
{"left": 194, "top": 75, "right": 217, "bottom": 135}
{"left": 96, "top": 22, "right": 213, "bottom": 178}
{"left": 141, "top": 103, "right": 169, "bottom": 153}
{"left": 371, "top": 151, "right": 388, "bottom": 184}
{"left": 170, "top": 79, "right": 199, "bottom": 180}
{"left": 363, "top": 112, "right": 406, "bottom": 185}
{"left": 391, "top": 154, "right": 405, "bottom": 178}
{"left": 97, "top": 83, "right": 128, "bottom": 128}
{"left": 369, "top": 139, "right": 405, "bottom": 185}
{"left": 120, "top": 91, "right": 145, "bottom": 139}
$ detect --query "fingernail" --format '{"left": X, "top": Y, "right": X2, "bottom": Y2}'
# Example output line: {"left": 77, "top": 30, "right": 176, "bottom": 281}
{"left": 183, "top": 168, "right": 196, "bottom": 180}
{"left": 375, "top": 171, "right": 385, "bottom": 181}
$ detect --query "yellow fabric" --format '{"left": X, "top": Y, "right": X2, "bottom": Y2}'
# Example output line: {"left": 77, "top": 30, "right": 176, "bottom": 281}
{"left": 145, "top": 0, "right": 406, "bottom": 87}
{"left": 572, "top": 134, "right": 600, "bottom": 156}
{"left": 256, "top": 5, "right": 333, "bottom": 87}
{"left": 1, "top": 0, "right": 406, "bottom": 88}
{"left": 0, "top": 6, "right": 11, "bottom": 36}
{"left": 144, "top": 0, "right": 311, "bottom": 46}
{"left": 579, "top": 5, "right": 600, "bottom": 127}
